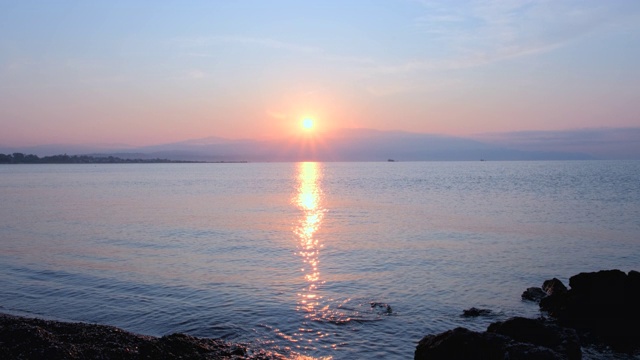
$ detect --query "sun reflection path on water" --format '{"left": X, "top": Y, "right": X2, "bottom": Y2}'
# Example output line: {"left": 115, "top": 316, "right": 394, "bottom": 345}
{"left": 289, "top": 163, "right": 388, "bottom": 358}
{"left": 294, "top": 162, "right": 326, "bottom": 316}
{"left": 289, "top": 162, "right": 340, "bottom": 356}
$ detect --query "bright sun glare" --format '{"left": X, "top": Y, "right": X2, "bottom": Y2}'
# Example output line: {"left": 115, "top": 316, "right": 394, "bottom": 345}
{"left": 302, "top": 118, "right": 314, "bottom": 130}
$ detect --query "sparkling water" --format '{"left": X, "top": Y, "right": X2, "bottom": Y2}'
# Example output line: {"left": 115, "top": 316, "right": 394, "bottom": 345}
{"left": 1, "top": 161, "right": 639, "bottom": 359}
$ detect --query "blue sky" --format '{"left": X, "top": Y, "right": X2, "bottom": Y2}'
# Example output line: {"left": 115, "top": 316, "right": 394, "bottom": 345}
{"left": 1, "top": 0, "right": 639, "bottom": 146}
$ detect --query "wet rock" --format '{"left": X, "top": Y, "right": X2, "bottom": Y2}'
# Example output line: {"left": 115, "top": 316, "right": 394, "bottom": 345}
{"left": 504, "top": 344, "right": 565, "bottom": 360}
{"left": 461, "top": 307, "right": 493, "bottom": 317}
{"left": 414, "top": 322, "right": 575, "bottom": 360}
{"left": 416, "top": 269, "right": 640, "bottom": 360}
{"left": 370, "top": 302, "right": 393, "bottom": 315}
{"left": 566, "top": 270, "right": 639, "bottom": 352}
{"left": 539, "top": 294, "right": 568, "bottom": 316}
{"left": 522, "top": 287, "right": 547, "bottom": 302}
{"left": 487, "top": 317, "right": 581, "bottom": 360}
{"left": 0, "top": 313, "right": 281, "bottom": 360}
{"left": 415, "top": 327, "right": 510, "bottom": 360}
{"left": 539, "top": 278, "right": 570, "bottom": 316}
{"left": 539, "top": 269, "right": 640, "bottom": 354}
{"left": 542, "top": 278, "right": 568, "bottom": 296}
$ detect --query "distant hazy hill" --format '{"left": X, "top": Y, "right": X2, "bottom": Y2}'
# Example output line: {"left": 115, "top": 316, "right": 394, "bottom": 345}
{"left": 5, "top": 127, "right": 639, "bottom": 162}
{"left": 474, "top": 127, "right": 640, "bottom": 160}
{"left": 127, "top": 128, "right": 594, "bottom": 162}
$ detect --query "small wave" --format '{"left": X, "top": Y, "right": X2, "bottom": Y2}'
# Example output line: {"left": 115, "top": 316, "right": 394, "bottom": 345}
{"left": 305, "top": 298, "right": 394, "bottom": 325}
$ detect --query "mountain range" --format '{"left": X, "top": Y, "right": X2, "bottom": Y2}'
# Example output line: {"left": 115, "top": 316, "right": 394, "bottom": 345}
{"left": 2, "top": 127, "right": 639, "bottom": 162}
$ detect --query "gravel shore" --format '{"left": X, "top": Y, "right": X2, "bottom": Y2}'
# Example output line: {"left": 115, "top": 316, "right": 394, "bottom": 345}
{"left": 0, "top": 313, "right": 281, "bottom": 359}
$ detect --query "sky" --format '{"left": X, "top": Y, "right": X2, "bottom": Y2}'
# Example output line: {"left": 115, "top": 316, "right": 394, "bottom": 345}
{"left": 1, "top": 0, "right": 639, "bottom": 147}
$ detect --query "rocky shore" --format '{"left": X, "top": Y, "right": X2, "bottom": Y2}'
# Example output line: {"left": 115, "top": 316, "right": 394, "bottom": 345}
{"left": 0, "top": 313, "right": 281, "bottom": 360}
{"left": 3, "top": 269, "right": 638, "bottom": 359}
{"left": 415, "top": 269, "right": 640, "bottom": 360}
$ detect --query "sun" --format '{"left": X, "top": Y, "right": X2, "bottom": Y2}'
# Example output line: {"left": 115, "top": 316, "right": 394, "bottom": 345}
{"left": 302, "top": 118, "right": 314, "bottom": 130}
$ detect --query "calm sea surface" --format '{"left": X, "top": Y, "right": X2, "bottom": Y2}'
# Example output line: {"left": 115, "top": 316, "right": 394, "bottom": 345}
{"left": 1, "top": 161, "right": 639, "bottom": 359}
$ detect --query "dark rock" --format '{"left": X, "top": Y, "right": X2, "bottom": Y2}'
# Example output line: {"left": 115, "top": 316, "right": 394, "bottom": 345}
{"left": 487, "top": 317, "right": 581, "bottom": 360}
{"left": 568, "top": 270, "right": 626, "bottom": 296}
{"left": 462, "top": 307, "right": 493, "bottom": 317}
{"left": 539, "top": 292, "right": 568, "bottom": 316}
{"left": 522, "top": 287, "right": 547, "bottom": 302}
{"left": 542, "top": 278, "right": 567, "bottom": 296}
{"left": 0, "top": 313, "right": 280, "bottom": 359}
{"left": 415, "top": 318, "right": 580, "bottom": 360}
{"left": 505, "top": 344, "right": 564, "bottom": 360}
{"left": 370, "top": 302, "right": 393, "bottom": 315}
{"left": 627, "top": 270, "right": 640, "bottom": 309}
{"left": 418, "top": 269, "right": 640, "bottom": 360}
{"left": 539, "top": 278, "right": 570, "bottom": 316}
{"left": 540, "top": 269, "right": 640, "bottom": 354}
{"left": 415, "top": 327, "right": 510, "bottom": 360}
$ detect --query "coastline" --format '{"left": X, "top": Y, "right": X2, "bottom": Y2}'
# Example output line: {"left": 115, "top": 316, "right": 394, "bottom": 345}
{"left": 2, "top": 269, "right": 639, "bottom": 359}
{"left": 415, "top": 269, "right": 640, "bottom": 360}
{"left": 0, "top": 313, "right": 280, "bottom": 359}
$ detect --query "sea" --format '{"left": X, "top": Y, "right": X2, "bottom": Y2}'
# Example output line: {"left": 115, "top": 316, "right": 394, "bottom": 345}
{"left": 1, "top": 161, "right": 639, "bottom": 359}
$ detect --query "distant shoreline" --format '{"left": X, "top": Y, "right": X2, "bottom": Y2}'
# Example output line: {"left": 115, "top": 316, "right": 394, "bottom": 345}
{"left": 0, "top": 153, "right": 247, "bottom": 164}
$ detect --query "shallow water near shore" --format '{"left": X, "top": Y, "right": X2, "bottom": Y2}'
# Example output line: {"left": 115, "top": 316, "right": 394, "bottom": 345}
{"left": 1, "top": 161, "right": 639, "bottom": 359}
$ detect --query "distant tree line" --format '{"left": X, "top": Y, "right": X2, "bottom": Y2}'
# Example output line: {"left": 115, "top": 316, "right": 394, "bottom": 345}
{"left": 0, "top": 153, "right": 198, "bottom": 164}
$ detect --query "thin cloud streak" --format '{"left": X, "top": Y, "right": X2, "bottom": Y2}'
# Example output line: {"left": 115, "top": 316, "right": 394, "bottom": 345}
{"left": 370, "top": 41, "right": 564, "bottom": 74}
{"left": 170, "top": 1, "right": 637, "bottom": 81}
{"left": 394, "top": 0, "right": 640, "bottom": 75}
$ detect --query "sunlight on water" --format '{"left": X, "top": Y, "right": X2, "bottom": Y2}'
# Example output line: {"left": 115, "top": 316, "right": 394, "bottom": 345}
{"left": 289, "top": 162, "right": 395, "bottom": 357}
{"left": 1, "top": 161, "right": 639, "bottom": 359}
{"left": 293, "top": 163, "right": 327, "bottom": 335}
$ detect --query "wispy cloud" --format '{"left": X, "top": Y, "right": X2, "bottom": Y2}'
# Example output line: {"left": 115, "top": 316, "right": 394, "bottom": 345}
{"left": 383, "top": 0, "right": 640, "bottom": 74}
{"left": 368, "top": 39, "right": 561, "bottom": 75}
{"left": 168, "top": 2, "right": 640, "bottom": 97}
